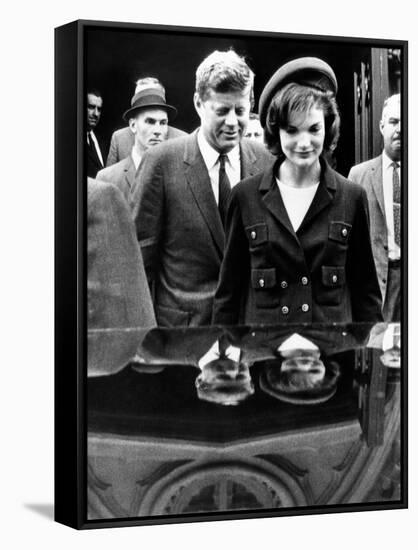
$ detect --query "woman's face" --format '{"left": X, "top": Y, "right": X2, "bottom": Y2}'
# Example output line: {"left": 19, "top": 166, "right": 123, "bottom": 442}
{"left": 279, "top": 106, "right": 325, "bottom": 169}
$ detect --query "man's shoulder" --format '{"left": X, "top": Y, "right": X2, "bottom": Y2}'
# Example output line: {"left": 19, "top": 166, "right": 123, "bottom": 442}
{"left": 88, "top": 177, "right": 124, "bottom": 207}
{"left": 97, "top": 157, "right": 130, "bottom": 180}
{"left": 168, "top": 126, "right": 188, "bottom": 139}
{"left": 348, "top": 155, "right": 381, "bottom": 180}
{"left": 241, "top": 138, "right": 274, "bottom": 160}
{"left": 111, "top": 126, "right": 132, "bottom": 141}
{"left": 145, "top": 133, "right": 194, "bottom": 160}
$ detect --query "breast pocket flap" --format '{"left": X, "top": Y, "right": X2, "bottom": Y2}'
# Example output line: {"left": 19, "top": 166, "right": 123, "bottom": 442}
{"left": 246, "top": 223, "right": 268, "bottom": 246}
{"left": 322, "top": 266, "right": 345, "bottom": 287}
{"left": 251, "top": 268, "right": 276, "bottom": 289}
{"left": 328, "top": 221, "right": 352, "bottom": 244}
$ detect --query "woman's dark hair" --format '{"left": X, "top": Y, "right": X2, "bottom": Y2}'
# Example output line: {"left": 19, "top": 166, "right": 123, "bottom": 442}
{"left": 264, "top": 82, "right": 340, "bottom": 157}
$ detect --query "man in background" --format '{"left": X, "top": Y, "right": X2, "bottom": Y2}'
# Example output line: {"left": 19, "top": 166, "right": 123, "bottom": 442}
{"left": 348, "top": 94, "right": 401, "bottom": 321}
{"left": 86, "top": 89, "right": 106, "bottom": 178}
{"left": 244, "top": 112, "right": 264, "bottom": 144}
{"left": 97, "top": 87, "right": 178, "bottom": 201}
{"left": 106, "top": 77, "right": 187, "bottom": 166}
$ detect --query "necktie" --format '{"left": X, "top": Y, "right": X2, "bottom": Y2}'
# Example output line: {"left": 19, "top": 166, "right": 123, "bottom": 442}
{"left": 392, "top": 162, "right": 401, "bottom": 247}
{"left": 218, "top": 154, "right": 232, "bottom": 226}
{"left": 88, "top": 132, "right": 102, "bottom": 166}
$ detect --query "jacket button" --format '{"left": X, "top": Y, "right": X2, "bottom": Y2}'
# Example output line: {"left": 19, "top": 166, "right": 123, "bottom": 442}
{"left": 301, "top": 276, "right": 308, "bottom": 285}
{"left": 251, "top": 231, "right": 257, "bottom": 240}
{"left": 301, "top": 304, "right": 309, "bottom": 312}
{"left": 259, "top": 278, "right": 265, "bottom": 287}
{"left": 280, "top": 280, "right": 288, "bottom": 289}
{"left": 281, "top": 306, "right": 289, "bottom": 315}
{"left": 341, "top": 228, "right": 348, "bottom": 237}
{"left": 332, "top": 274, "right": 338, "bottom": 283}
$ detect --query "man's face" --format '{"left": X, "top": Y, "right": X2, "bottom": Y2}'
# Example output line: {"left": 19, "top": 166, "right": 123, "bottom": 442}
{"left": 129, "top": 108, "right": 168, "bottom": 154}
{"left": 194, "top": 88, "right": 251, "bottom": 153}
{"left": 245, "top": 117, "right": 264, "bottom": 143}
{"left": 380, "top": 99, "right": 401, "bottom": 161}
{"left": 87, "top": 94, "right": 103, "bottom": 130}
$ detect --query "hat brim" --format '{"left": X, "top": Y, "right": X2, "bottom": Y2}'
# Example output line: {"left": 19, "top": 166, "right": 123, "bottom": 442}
{"left": 123, "top": 102, "right": 177, "bottom": 122}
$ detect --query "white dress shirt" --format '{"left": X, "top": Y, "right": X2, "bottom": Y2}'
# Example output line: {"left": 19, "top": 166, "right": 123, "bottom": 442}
{"left": 87, "top": 130, "right": 104, "bottom": 167}
{"left": 198, "top": 340, "right": 241, "bottom": 369}
{"left": 197, "top": 130, "right": 241, "bottom": 204}
{"left": 382, "top": 151, "right": 401, "bottom": 260}
{"left": 131, "top": 146, "right": 142, "bottom": 171}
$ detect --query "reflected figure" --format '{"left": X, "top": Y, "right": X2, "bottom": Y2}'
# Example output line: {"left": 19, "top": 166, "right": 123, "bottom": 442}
{"left": 260, "top": 345, "right": 340, "bottom": 405}
{"left": 368, "top": 322, "right": 401, "bottom": 369}
{"left": 196, "top": 337, "right": 254, "bottom": 406}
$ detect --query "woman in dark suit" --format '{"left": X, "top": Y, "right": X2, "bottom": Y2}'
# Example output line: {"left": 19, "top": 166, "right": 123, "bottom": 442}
{"left": 212, "top": 57, "right": 383, "bottom": 325}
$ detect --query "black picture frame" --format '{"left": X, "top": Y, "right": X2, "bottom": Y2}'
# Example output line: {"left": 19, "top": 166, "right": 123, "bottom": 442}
{"left": 55, "top": 19, "right": 408, "bottom": 530}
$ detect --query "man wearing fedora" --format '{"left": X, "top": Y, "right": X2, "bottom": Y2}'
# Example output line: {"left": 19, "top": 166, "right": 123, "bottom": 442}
{"left": 131, "top": 50, "right": 274, "bottom": 327}
{"left": 105, "top": 77, "right": 187, "bottom": 167}
{"left": 97, "top": 84, "right": 179, "bottom": 200}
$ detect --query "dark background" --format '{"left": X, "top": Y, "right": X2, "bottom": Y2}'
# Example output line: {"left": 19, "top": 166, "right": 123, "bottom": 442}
{"left": 86, "top": 25, "right": 378, "bottom": 177}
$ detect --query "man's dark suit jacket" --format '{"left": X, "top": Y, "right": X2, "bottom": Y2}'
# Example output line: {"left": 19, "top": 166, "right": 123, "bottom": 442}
{"left": 106, "top": 125, "right": 187, "bottom": 167}
{"left": 131, "top": 131, "right": 274, "bottom": 327}
{"left": 86, "top": 133, "right": 106, "bottom": 178}
{"left": 212, "top": 158, "right": 383, "bottom": 325}
{"left": 87, "top": 178, "right": 156, "bottom": 331}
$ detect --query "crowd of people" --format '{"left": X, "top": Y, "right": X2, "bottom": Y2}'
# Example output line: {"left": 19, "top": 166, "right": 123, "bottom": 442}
{"left": 87, "top": 49, "right": 402, "bottom": 331}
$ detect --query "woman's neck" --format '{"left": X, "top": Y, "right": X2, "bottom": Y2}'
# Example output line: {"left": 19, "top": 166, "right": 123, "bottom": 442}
{"left": 278, "top": 159, "right": 321, "bottom": 188}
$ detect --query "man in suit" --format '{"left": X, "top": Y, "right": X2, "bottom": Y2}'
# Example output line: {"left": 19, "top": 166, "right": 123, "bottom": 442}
{"left": 87, "top": 178, "right": 156, "bottom": 333}
{"left": 348, "top": 94, "right": 401, "bottom": 321}
{"left": 106, "top": 77, "right": 187, "bottom": 167}
{"left": 96, "top": 88, "right": 178, "bottom": 201}
{"left": 86, "top": 89, "right": 106, "bottom": 178}
{"left": 244, "top": 112, "right": 264, "bottom": 144}
{"left": 131, "top": 49, "right": 274, "bottom": 327}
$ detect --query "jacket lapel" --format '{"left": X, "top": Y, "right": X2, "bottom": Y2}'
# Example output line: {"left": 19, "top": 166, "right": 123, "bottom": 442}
{"left": 369, "top": 156, "right": 385, "bottom": 218}
{"left": 124, "top": 156, "right": 136, "bottom": 189}
{"left": 297, "top": 159, "right": 336, "bottom": 233}
{"left": 184, "top": 132, "right": 224, "bottom": 256}
{"left": 259, "top": 165, "right": 298, "bottom": 241}
{"left": 240, "top": 139, "right": 257, "bottom": 179}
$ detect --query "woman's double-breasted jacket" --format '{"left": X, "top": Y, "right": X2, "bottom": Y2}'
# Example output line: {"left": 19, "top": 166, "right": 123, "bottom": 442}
{"left": 212, "top": 158, "right": 383, "bottom": 325}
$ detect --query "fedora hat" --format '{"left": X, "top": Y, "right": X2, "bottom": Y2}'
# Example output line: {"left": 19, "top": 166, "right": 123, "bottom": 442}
{"left": 259, "top": 57, "right": 338, "bottom": 127}
{"left": 123, "top": 87, "right": 177, "bottom": 122}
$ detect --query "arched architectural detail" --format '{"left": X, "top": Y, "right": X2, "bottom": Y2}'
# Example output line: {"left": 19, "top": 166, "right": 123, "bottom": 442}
{"left": 136, "top": 457, "right": 308, "bottom": 516}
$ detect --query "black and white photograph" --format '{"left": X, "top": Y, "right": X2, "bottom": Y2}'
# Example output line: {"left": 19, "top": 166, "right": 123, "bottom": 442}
{"left": 54, "top": 20, "right": 407, "bottom": 528}
{"left": 4, "top": 0, "right": 416, "bottom": 547}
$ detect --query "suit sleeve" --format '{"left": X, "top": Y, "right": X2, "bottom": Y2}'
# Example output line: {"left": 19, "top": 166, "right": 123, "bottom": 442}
{"left": 130, "top": 151, "right": 165, "bottom": 284}
{"left": 87, "top": 180, "right": 156, "bottom": 331}
{"left": 347, "top": 187, "right": 383, "bottom": 322}
{"left": 212, "top": 189, "right": 250, "bottom": 325}
{"left": 106, "top": 132, "right": 118, "bottom": 167}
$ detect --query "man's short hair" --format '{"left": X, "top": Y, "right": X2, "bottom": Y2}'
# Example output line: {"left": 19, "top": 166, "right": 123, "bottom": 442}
{"left": 135, "top": 77, "right": 165, "bottom": 94}
{"left": 381, "top": 93, "right": 400, "bottom": 121}
{"left": 87, "top": 88, "right": 103, "bottom": 99}
{"left": 195, "top": 49, "right": 254, "bottom": 104}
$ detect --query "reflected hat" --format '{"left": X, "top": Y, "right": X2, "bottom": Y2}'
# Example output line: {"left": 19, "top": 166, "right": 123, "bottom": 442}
{"left": 123, "top": 87, "right": 177, "bottom": 122}
{"left": 258, "top": 57, "right": 338, "bottom": 127}
{"left": 258, "top": 359, "right": 340, "bottom": 405}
